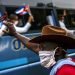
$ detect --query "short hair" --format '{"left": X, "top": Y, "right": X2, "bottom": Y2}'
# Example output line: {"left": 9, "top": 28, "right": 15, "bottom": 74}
{"left": 9, "top": 14, "right": 18, "bottom": 20}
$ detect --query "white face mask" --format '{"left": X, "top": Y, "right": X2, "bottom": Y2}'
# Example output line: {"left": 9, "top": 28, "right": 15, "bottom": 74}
{"left": 39, "top": 50, "right": 56, "bottom": 68}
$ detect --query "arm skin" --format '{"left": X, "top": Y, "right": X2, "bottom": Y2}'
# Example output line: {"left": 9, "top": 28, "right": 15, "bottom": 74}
{"left": 15, "top": 32, "right": 40, "bottom": 53}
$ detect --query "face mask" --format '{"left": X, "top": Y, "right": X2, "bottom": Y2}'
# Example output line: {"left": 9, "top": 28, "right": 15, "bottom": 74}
{"left": 39, "top": 50, "right": 56, "bottom": 68}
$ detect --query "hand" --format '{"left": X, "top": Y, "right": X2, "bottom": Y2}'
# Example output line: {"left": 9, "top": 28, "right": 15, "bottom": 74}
{"left": 3, "top": 21, "right": 17, "bottom": 36}
{"left": 63, "top": 10, "right": 67, "bottom": 16}
{"left": 25, "top": 5, "right": 31, "bottom": 13}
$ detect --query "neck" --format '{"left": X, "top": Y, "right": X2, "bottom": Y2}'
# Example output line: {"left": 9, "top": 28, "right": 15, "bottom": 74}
{"left": 55, "top": 55, "right": 66, "bottom": 61}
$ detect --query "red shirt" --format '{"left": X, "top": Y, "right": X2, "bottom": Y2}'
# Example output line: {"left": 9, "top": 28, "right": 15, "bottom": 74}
{"left": 50, "top": 58, "right": 75, "bottom": 75}
{"left": 56, "top": 64, "right": 75, "bottom": 75}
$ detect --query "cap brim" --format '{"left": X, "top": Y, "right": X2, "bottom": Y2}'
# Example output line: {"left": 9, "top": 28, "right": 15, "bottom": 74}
{"left": 29, "top": 35, "right": 75, "bottom": 49}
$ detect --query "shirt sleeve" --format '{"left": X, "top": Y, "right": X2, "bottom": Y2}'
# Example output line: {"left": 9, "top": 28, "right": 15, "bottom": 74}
{"left": 0, "top": 24, "right": 7, "bottom": 36}
{"left": 14, "top": 22, "right": 31, "bottom": 33}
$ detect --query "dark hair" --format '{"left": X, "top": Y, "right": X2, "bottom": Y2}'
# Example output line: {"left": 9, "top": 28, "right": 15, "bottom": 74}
{"left": 9, "top": 14, "right": 18, "bottom": 20}
{"left": 58, "top": 14, "right": 64, "bottom": 20}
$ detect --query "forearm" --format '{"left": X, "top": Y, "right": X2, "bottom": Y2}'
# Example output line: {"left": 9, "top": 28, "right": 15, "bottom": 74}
{"left": 14, "top": 32, "right": 39, "bottom": 53}
{"left": 14, "top": 32, "right": 30, "bottom": 45}
{"left": 3, "top": 21, "right": 39, "bottom": 53}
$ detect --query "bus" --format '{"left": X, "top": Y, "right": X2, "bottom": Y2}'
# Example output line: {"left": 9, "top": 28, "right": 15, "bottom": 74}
{"left": 0, "top": 0, "right": 75, "bottom": 75}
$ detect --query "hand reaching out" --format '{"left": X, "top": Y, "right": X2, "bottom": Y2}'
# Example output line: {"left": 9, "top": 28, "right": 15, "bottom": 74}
{"left": 3, "top": 21, "right": 17, "bottom": 36}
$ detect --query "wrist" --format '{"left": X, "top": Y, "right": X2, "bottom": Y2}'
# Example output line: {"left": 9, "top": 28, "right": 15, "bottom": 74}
{"left": 29, "top": 13, "right": 32, "bottom": 16}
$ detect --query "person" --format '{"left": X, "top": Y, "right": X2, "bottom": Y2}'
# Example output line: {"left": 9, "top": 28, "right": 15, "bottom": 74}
{"left": 0, "top": 6, "right": 34, "bottom": 36}
{"left": 58, "top": 10, "right": 75, "bottom": 39}
{"left": 9, "top": 14, "right": 34, "bottom": 32}
{"left": 0, "top": 14, "right": 34, "bottom": 36}
{"left": 3, "top": 23, "right": 75, "bottom": 75}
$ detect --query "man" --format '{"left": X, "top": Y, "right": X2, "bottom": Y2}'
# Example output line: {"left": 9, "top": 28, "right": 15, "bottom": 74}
{"left": 3, "top": 23, "right": 75, "bottom": 75}
{"left": 58, "top": 10, "right": 75, "bottom": 39}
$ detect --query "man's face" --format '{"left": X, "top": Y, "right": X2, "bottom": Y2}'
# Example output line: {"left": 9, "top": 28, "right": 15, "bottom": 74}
{"left": 38, "top": 42, "right": 66, "bottom": 68}
{"left": 39, "top": 42, "right": 58, "bottom": 68}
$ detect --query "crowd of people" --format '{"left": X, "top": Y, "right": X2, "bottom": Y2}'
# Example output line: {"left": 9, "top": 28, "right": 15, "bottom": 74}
{"left": 0, "top": 5, "right": 75, "bottom": 75}
{"left": 0, "top": 5, "right": 34, "bottom": 36}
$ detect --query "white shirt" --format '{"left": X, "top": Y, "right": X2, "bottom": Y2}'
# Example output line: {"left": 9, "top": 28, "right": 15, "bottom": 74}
{"left": 59, "top": 21, "right": 75, "bottom": 38}
{"left": 0, "top": 22, "right": 31, "bottom": 36}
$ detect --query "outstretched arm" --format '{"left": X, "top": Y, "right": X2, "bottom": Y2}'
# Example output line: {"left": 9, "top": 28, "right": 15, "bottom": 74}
{"left": 13, "top": 5, "right": 34, "bottom": 33}
{"left": 3, "top": 21, "right": 40, "bottom": 53}
{"left": 14, "top": 15, "right": 34, "bottom": 33}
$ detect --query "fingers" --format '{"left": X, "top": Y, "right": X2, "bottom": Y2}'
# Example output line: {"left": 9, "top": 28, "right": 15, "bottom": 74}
{"left": 3, "top": 21, "right": 13, "bottom": 26}
{"left": 3, "top": 20, "right": 17, "bottom": 36}
{"left": 2, "top": 30, "right": 9, "bottom": 34}
{"left": 26, "top": 5, "right": 31, "bottom": 13}
{"left": 25, "top": 5, "right": 34, "bottom": 22}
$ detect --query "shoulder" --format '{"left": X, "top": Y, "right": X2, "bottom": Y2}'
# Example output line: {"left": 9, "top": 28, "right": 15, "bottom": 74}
{"left": 50, "top": 58, "right": 75, "bottom": 75}
{"left": 56, "top": 64, "right": 75, "bottom": 75}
